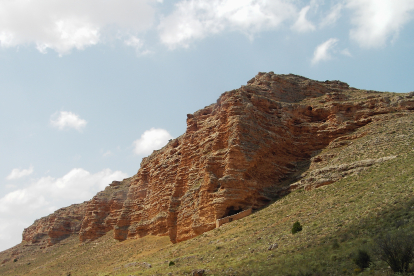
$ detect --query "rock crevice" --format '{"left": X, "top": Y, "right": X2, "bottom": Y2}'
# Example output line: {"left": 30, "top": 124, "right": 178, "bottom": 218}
{"left": 22, "top": 72, "right": 414, "bottom": 245}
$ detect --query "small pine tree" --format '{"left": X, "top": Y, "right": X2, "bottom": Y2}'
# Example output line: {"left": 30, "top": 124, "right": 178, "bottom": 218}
{"left": 291, "top": 221, "right": 303, "bottom": 234}
{"left": 354, "top": 249, "right": 371, "bottom": 270}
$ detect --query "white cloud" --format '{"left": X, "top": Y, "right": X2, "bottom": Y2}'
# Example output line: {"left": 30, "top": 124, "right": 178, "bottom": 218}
{"left": 124, "top": 35, "right": 152, "bottom": 56}
{"left": 6, "top": 166, "right": 34, "bottom": 180}
{"left": 0, "top": 0, "right": 412, "bottom": 54}
{"left": 133, "top": 128, "right": 173, "bottom": 155}
{"left": 0, "top": 218, "right": 28, "bottom": 251}
{"left": 0, "top": 168, "right": 128, "bottom": 214}
{"left": 320, "top": 3, "right": 343, "bottom": 28}
{"left": 124, "top": 35, "right": 144, "bottom": 49}
{"left": 312, "top": 38, "right": 338, "bottom": 64}
{"left": 347, "top": 0, "right": 414, "bottom": 48}
{"left": 292, "top": 5, "right": 315, "bottom": 32}
{"left": 0, "top": 168, "right": 128, "bottom": 251}
{"left": 50, "top": 111, "right": 87, "bottom": 131}
{"left": 0, "top": 0, "right": 158, "bottom": 55}
{"left": 341, "top": 48, "right": 352, "bottom": 57}
{"left": 102, "top": 150, "right": 112, "bottom": 157}
{"left": 158, "top": 0, "right": 297, "bottom": 49}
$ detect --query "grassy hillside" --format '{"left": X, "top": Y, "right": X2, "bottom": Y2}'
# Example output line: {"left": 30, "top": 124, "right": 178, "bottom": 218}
{"left": 1, "top": 112, "right": 414, "bottom": 275}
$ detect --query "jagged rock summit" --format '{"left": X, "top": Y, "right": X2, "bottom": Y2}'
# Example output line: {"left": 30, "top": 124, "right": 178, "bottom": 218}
{"left": 22, "top": 72, "right": 414, "bottom": 247}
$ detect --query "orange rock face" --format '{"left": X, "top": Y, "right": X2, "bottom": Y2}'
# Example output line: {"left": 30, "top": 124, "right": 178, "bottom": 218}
{"left": 22, "top": 203, "right": 86, "bottom": 246}
{"left": 23, "top": 73, "right": 414, "bottom": 246}
{"left": 79, "top": 179, "right": 131, "bottom": 242}
{"left": 111, "top": 73, "right": 414, "bottom": 243}
{"left": 22, "top": 180, "right": 130, "bottom": 245}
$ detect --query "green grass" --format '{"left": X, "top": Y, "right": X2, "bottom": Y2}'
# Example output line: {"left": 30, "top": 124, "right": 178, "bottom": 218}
{"left": 2, "top": 113, "right": 414, "bottom": 275}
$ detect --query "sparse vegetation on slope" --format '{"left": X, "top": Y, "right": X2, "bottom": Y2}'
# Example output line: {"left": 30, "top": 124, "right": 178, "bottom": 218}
{"left": 1, "top": 111, "right": 414, "bottom": 275}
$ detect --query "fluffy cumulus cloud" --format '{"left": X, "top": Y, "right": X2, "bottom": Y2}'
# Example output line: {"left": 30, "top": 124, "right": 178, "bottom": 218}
{"left": 0, "top": 218, "right": 28, "bottom": 251}
{"left": 159, "top": 0, "right": 414, "bottom": 50}
{"left": 6, "top": 166, "right": 34, "bottom": 180}
{"left": 158, "top": 0, "right": 298, "bottom": 48}
{"left": 0, "top": 168, "right": 128, "bottom": 215}
{"left": 0, "top": 168, "right": 128, "bottom": 251}
{"left": 0, "top": 0, "right": 411, "bottom": 56}
{"left": 347, "top": 0, "right": 414, "bottom": 48}
{"left": 312, "top": 38, "right": 338, "bottom": 64}
{"left": 133, "top": 128, "right": 173, "bottom": 155}
{"left": 50, "top": 111, "right": 87, "bottom": 131}
{"left": 0, "top": 0, "right": 157, "bottom": 55}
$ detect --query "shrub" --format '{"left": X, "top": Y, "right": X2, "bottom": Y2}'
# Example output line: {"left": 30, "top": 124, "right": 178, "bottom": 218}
{"left": 353, "top": 249, "right": 371, "bottom": 270}
{"left": 292, "top": 221, "right": 303, "bottom": 234}
{"left": 168, "top": 261, "right": 175, "bottom": 266}
{"left": 374, "top": 231, "right": 414, "bottom": 273}
{"left": 332, "top": 239, "right": 340, "bottom": 249}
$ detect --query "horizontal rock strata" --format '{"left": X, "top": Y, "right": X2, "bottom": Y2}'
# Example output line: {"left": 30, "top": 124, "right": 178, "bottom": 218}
{"left": 22, "top": 203, "right": 86, "bottom": 246}
{"left": 22, "top": 72, "right": 414, "bottom": 246}
{"left": 79, "top": 179, "right": 131, "bottom": 242}
{"left": 22, "top": 179, "right": 130, "bottom": 245}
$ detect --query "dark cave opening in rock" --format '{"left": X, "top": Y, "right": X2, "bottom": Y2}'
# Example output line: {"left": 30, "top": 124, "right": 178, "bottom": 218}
{"left": 224, "top": 206, "right": 242, "bottom": 217}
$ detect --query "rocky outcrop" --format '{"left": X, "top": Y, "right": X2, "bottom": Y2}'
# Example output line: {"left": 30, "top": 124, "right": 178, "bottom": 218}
{"left": 111, "top": 73, "right": 414, "bottom": 244}
{"left": 22, "top": 179, "right": 131, "bottom": 245}
{"left": 111, "top": 73, "right": 414, "bottom": 242}
{"left": 79, "top": 179, "right": 131, "bottom": 242}
{"left": 22, "top": 203, "right": 86, "bottom": 246}
{"left": 22, "top": 72, "right": 414, "bottom": 246}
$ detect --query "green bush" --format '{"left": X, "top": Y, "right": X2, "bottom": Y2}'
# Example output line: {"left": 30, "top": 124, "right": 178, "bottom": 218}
{"left": 353, "top": 249, "right": 371, "bottom": 270}
{"left": 292, "top": 221, "right": 303, "bottom": 234}
{"left": 168, "top": 261, "right": 175, "bottom": 266}
{"left": 374, "top": 231, "right": 414, "bottom": 273}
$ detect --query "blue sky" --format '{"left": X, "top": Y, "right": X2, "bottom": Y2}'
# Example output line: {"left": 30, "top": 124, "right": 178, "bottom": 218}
{"left": 0, "top": 0, "right": 414, "bottom": 251}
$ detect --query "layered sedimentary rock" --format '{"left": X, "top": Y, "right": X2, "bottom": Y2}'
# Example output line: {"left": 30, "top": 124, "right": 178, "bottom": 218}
{"left": 22, "top": 203, "right": 86, "bottom": 246}
{"left": 22, "top": 179, "right": 130, "bottom": 245}
{"left": 79, "top": 179, "right": 131, "bottom": 241}
{"left": 22, "top": 72, "right": 414, "bottom": 246}
{"left": 111, "top": 73, "right": 414, "bottom": 243}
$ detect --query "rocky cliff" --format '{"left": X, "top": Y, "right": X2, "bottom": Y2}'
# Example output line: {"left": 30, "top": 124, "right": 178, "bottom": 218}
{"left": 22, "top": 202, "right": 86, "bottom": 246}
{"left": 22, "top": 72, "right": 414, "bottom": 246}
{"left": 22, "top": 179, "right": 130, "bottom": 246}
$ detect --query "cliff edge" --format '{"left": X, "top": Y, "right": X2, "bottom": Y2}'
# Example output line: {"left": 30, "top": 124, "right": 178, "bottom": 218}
{"left": 22, "top": 72, "right": 414, "bottom": 246}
